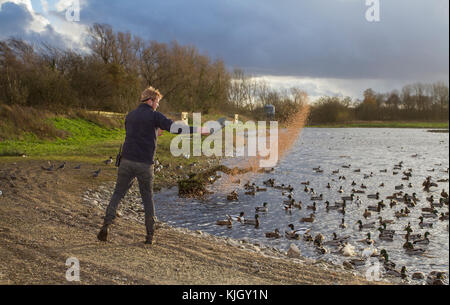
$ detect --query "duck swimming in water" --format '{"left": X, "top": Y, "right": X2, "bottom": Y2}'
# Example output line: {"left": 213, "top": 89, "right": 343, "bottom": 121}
{"left": 285, "top": 224, "right": 310, "bottom": 239}
{"left": 389, "top": 200, "right": 397, "bottom": 208}
{"left": 413, "top": 232, "right": 430, "bottom": 245}
{"left": 439, "top": 213, "right": 449, "bottom": 221}
{"left": 292, "top": 200, "right": 302, "bottom": 209}
{"left": 379, "top": 249, "right": 396, "bottom": 270}
{"left": 230, "top": 212, "right": 245, "bottom": 223}
{"left": 359, "top": 232, "right": 375, "bottom": 245}
{"left": 325, "top": 201, "right": 339, "bottom": 211}
{"left": 341, "top": 194, "right": 354, "bottom": 201}
{"left": 404, "top": 242, "right": 426, "bottom": 255}
{"left": 307, "top": 202, "right": 317, "bottom": 211}
{"left": 367, "top": 192, "right": 380, "bottom": 199}
{"left": 395, "top": 209, "right": 409, "bottom": 218}
{"left": 216, "top": 215, "right": 233, "bottom": 227}
{"left": 255, "top": 202, "right": 268, "bottom": 212}
{"left": 386, "top": 266, "right": 408, "bottom": 279}
{"left": 418, "top": 216, "right": 433, "bottom": 228}
{"left": 363, "top": 209, "right": 372, "bottom": 219}
{"left": 227, "top": 190, "right": 239, "bottom": 201}
{"left": 378, "top": 230, "right": 394, "bottom": 242}
{"left": 405, "top": 232, "right": 422, "bottom": 242}
{"left": 265, "top": 228, "right": 281, "bottom": 239}
{"left": 300, "top": 214, "right": 315, "bottom": 223}
{"left": 243, "top": 214, "right": 260, "bottom": 228}
{"left": 378, "top": 216, "right": 394, "bottom": 225}
{"left": 357, "top": 220, "right": 376, "bottom": 230}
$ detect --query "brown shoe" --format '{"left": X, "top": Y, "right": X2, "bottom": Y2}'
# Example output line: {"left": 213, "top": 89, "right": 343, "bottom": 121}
{"left": 145, "top": 234, "right": 153, "bottom": 245}
{"left": 97, "top": 226, "right": 108, "bottom": 242}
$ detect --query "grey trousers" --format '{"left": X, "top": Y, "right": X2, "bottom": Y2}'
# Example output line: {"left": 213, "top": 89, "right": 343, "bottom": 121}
{"left": 103, "top": 158, "right": 156, "bottom": 236}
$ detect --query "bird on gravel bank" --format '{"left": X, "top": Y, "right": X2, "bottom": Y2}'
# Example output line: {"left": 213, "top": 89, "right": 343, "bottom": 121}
{"left": 56, "top": 162, "right": 66, "bottom": 170}
{"left": 104, "top": 157, "right": 113, "bottom": 165}
{"left": 41, "top": 164, "right": 54, "bottom": 171}
{"left": 92, "top": 169, "right": 101, "bottom": 178}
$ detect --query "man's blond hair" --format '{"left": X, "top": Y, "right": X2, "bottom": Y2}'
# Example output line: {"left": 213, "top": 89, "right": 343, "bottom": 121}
{"left": 140, "top": 86, "right": 163, "bottom": 102}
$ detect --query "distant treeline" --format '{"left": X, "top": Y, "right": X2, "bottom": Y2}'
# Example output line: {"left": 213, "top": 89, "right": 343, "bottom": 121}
{"left": 310, "top": 84, "right": 449, "bottom": 124}
{"left": 0, "top": 23, "right": 306, "bottom": 123}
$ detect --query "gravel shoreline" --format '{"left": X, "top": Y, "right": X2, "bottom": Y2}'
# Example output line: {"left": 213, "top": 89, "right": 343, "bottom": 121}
{"left": 82, "top": 181, "right": 394, "bottom": 284}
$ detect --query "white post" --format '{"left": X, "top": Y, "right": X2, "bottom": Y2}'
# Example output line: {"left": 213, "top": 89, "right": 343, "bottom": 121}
{"left": 181, "top": 112, "right": 189, "bottom": 125}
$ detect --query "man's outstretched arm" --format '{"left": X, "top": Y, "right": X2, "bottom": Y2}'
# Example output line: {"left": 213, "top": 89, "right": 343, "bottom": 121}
{"left": 156, "top": 112, "right": 210, "bottom": 135}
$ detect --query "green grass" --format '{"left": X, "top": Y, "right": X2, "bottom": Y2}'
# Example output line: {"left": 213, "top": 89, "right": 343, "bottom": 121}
{"left": 0, "top": 116, "right": 216, "bottom": 168}
{"left": 0, "top": 118, "right": 125, "bottom": 159}
{"left": 0, "top": 115, "right": 224, "bottom": 190}
{"left": 307, "top": 121, "right": 449, "bottom": 129}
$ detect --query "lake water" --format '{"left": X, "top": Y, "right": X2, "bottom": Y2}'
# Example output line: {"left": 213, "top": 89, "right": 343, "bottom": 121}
{"left": 153, "top": 128, "right": 449, "bottom": 282}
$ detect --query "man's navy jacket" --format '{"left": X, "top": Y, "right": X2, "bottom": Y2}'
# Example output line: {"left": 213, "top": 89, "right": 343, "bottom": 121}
{"left": 122, "top": 103, "right": 193, "bottom": 165}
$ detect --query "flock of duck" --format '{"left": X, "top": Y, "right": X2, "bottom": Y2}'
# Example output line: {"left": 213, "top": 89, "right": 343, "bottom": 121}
{"left": 215, "top": 161, "right": 449, "bottom": 284}
{"left": 40, "top": 157, "right": 117, "bottom": 177}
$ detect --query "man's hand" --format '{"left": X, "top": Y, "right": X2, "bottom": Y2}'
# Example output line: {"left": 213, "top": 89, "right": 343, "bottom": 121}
{"left": 158, "top": 129, "right": 164, "bottom": 137}
{"left": 199, "top": 127, "right": 211, "bottom": 136}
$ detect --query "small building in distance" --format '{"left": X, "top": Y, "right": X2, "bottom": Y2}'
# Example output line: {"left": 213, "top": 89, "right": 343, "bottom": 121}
{"left": 264, "top": 104, "right": 275, "bottom": 119}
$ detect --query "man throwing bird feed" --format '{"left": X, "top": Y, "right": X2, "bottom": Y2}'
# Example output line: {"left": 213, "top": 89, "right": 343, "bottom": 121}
{"left": 97, "top": 86, "right": 210, "bottom": 244}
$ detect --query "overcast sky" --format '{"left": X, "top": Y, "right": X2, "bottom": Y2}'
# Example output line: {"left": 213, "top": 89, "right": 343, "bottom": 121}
{"left": 0, "top": 0, "right": 448, "bottom": 100}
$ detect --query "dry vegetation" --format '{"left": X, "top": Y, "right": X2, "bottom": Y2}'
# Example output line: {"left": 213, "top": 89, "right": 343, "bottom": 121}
{"left": 309, "top": 85, "right": 449, "bottom": 124}
{"left": 0, "top": 24, "right": 306, "bottom": 124}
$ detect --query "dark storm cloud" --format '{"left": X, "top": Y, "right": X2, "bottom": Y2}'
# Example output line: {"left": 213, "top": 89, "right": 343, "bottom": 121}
{"left": 0, "top": 2, "right": 33, "bottom": 37}
{"left": 79, "top": 0, "right": 448, "bottom": 80}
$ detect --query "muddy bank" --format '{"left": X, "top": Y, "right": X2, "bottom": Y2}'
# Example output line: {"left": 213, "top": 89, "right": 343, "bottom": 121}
{"left": 0, "top": 159, "right": 380, "bottom": 285}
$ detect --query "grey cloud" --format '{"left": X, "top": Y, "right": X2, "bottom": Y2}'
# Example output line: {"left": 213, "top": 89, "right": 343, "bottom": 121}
{"left": 1, "top": 0, "right": 447, "bottom": 86}
{"left": 0, "top": 2, "right": 69, "bottom": 49}
{"left": 79, "top": 0, "right": 448, "bottom": 81}
{"left": 0, "top": 2, "right": 33, "bottom": 38}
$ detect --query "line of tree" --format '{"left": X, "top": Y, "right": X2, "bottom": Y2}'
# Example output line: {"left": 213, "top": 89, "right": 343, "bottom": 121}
{"left": 309, "top": 83, "right": 449, "bottom": 124}
{"left": 228, "top": 69, "right": 308, "bottom": 122}
{"left": 0, "top": 23, "right": 307, "bottom": 123}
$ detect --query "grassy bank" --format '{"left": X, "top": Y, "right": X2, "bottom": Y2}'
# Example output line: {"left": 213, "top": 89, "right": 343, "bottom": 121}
{"left": 0, "top": 109, "right": 221, "bottom": 190}
{"left": 307, "top": 121, "right": 449, "bottom": 129}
